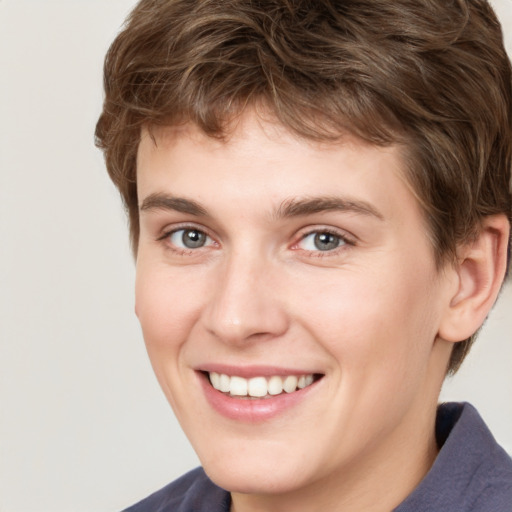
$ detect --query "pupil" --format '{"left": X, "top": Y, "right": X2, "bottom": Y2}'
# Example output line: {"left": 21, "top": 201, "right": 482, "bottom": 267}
{"left": 314, "top": 232, "right": 339, "bottom": 251}
{"left": 183, "top": 230, "right": 206, "bottom": 248}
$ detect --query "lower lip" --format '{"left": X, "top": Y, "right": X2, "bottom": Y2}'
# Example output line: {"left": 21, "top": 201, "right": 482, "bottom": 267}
{"left": 198, "top": 373, "right": 320, "bottom": 422}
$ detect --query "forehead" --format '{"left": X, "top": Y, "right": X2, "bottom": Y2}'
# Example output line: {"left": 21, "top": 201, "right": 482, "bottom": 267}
{"left": 136, "top": 111, "right": 422, "bottom": 228}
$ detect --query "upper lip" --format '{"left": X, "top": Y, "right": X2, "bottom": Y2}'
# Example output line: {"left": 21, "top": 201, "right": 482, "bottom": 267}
{"left": 197, "top": 364, "right": 322, "bottom": 378}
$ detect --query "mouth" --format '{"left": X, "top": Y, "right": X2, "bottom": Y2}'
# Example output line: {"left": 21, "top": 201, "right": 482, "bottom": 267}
{"left": 205, "top": 371, "right": 322, "bottom": 399}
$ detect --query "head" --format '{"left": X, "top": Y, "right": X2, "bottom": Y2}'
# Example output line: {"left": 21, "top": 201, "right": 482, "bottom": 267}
{"left": 96, "top": 1, "right": 511, "bottom": 504}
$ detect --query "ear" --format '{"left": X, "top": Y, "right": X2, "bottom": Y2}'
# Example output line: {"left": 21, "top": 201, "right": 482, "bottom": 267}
{"left": 438, "top": 214, "right": 510, "bottom": 343}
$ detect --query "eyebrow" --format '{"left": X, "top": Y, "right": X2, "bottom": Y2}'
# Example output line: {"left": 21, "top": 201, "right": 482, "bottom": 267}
{"left": 275, "top": 196, "right": 384, "bottom": 221}
{"left": 139, "top": 192, "right": 384, "bottom": 221}
{"left": 140, "top": 193, "right": 207, "bottom": 216}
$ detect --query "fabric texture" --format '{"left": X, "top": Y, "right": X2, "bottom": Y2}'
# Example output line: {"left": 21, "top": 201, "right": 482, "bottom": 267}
{"left": 394, "top": 402, "right": 512, "bottom": 512}
{"left": 122, "top": 402, "right": 512, "bottom": 512}
{"left": 122, "top": 468, "right": 230, "bottom": 512}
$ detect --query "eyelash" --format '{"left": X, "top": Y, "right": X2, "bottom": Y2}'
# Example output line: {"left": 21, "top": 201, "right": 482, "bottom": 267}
{"left": 156, "top": 225, "right": 355, "bottom": 257}
{"left": 157, "top": 224, "right": 216, "bottom": 255}
{"left": 293, "top": 228, "right": 355, "bottom": 257}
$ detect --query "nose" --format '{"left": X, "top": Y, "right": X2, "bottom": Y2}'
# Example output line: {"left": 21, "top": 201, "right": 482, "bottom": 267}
{"left": 201, "top": 251, "right": 290, "bottom": 346}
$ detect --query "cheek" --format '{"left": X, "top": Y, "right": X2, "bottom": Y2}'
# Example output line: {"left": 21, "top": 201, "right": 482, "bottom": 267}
{"left": 134, "top": 264, "right": 208, "bottom": 414}
{"left": 296, "top": 259, "right": 441, "bottom": 374}
{"left": 135, "top": 264, "right": 202, "bottom": 357}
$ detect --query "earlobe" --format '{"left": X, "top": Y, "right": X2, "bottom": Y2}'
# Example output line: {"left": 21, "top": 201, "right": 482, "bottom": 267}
{"left": 438, "top": 214, "right": 510, "bottom": 343}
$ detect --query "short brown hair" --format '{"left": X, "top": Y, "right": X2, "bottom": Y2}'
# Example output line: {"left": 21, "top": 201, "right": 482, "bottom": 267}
{"left": 95, "top": 0, "right": 512, "bottom": 373}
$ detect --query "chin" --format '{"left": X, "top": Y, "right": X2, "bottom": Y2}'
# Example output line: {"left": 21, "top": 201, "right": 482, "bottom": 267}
{"left": 203, "top": 461, "right": 309, "bottom": 495}
{"left": 194, "top": 437, "right": 324, "bottom": 496}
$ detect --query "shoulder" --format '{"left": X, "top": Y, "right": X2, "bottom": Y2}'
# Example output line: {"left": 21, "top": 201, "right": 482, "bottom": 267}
{"left": 457, "top": 404, "right": 512, "bottom": 512}
{"left": 122, "top": 467, "right": 230, "bottom": 512}
{"left": 395, "top": 402, "right": 512, "bottom": 512}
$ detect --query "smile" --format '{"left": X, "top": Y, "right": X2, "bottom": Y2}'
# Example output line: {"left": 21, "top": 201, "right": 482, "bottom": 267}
{"left": 208, "top": 372, "right": 316, "bottom": 398}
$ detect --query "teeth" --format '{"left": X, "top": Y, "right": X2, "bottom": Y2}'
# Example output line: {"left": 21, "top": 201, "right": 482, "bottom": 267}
{"left": 219, "top": 373, "right": 230, "bottom": 393}
{"left": 248, "top": 377, "right": 267, "bottom": 397}
{"left": 268, "top": 375, "right": 283, "bottom": 395}
{"left": 210, "top": 372, "right": 220, "bottom": 389}
{"left": 208, "top": 372, "right": 316, "bottom": 397}
{"left": 283, "top": 375, "right": 298, "bottom": 393}
{"left": 229, "top": 376, "right": 248, "bottom": 396}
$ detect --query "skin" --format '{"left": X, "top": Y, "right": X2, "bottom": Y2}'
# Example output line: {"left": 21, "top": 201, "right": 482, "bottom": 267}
{"left": 134, "top": 111, "right": 505, "bottom": 512}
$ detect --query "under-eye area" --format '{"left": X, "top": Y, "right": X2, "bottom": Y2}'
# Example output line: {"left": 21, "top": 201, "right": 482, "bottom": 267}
{"left": 203, "top": 372, "right": 324, "bottom": 399}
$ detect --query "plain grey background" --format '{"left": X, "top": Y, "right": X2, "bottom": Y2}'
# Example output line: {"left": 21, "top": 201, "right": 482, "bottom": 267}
{"left": 0, "top": 1, "right": 510, "bottom": 511}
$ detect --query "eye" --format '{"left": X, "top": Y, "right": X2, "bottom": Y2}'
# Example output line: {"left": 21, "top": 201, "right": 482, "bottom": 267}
{"left": 298, "top": 231, "right": 347, "bottom": 252}
{"left": 168, "top": 228, "right": 213, "bottom": 249}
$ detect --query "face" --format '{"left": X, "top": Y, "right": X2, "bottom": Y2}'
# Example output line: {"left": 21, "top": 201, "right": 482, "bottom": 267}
{"left": 135, "top": 112, "right": 455, "bottom": 505}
